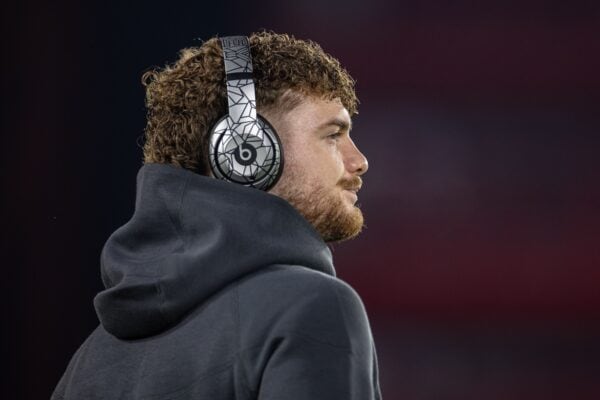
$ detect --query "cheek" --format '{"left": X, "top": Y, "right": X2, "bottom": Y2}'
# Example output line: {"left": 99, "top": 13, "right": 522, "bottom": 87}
{"left": 309, "top": 146, "right": 345, "bottom": 185}
{"left": 287, "top": 152, "right": 322, "bottom": 182}
{"left": 281, "top": 138, "right": 344, "bottom": 184}
{"left": 317, "top": 144, "right": 344, "bottom": 171}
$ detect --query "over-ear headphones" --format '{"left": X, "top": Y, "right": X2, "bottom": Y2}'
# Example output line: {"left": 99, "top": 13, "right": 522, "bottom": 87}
{"left": 208, "top": 36, "right": 284, "bottom": 191}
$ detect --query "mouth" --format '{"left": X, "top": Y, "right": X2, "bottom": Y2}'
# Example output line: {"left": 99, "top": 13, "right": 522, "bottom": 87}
{"left": 340, "top": 178, "right": 362, "bottom": 204}
{"left": 343, "top": 188, "right": 359, "bottom": 204}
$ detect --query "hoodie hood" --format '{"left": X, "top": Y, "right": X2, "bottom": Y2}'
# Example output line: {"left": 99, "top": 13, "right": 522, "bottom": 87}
{"left": 94, "top": 163, "right": 334, "bottom": 339}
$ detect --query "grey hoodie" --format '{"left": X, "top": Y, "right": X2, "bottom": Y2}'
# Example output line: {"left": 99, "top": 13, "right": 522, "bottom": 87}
{"left": 52, "top": 163, "right": 382, "bottom": 399}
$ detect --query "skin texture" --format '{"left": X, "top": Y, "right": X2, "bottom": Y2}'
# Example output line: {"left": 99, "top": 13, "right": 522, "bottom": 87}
{"left": 264, "top": 94, "right": 369, "bottom": 242}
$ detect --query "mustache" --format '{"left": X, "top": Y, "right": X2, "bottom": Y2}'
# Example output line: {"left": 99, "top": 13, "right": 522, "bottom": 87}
{"left": 339, "top": 176, "right": 363, "bottom": 191}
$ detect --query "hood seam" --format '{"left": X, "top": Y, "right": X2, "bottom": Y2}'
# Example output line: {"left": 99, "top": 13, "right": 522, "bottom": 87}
{"left": 157, "top": 173, "right": 192, "bottom": 327}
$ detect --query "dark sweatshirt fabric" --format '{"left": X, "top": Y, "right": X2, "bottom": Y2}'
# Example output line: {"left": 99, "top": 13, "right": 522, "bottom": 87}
{"left": 52, "top": 163, "right": 382, "bottom": 400}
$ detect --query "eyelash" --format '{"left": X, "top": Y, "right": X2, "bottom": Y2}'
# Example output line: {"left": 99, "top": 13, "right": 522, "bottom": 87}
{"left": 327, "top": 132, "right": 342, "bottom": 141}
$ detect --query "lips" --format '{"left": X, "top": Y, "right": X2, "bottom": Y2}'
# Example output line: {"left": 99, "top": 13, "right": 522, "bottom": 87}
{"left": 341, "top": 181, "right": 362, "bottom": 193}
{"left": 343, "top": 188, "right": 359, "bottom": 204}
{"left": 340, "top": 177, "right": 362, "bottom": 203}
{"left": 342, "top": 184, "right": 361, "bottom": 195}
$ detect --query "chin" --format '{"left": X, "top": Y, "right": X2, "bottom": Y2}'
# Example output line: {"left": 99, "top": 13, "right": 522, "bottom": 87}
{"left": 322, "top": 205, "right": 364, "bottom": 243}
{"left": 279, "top": 183, "right": 365, "bottom": 242}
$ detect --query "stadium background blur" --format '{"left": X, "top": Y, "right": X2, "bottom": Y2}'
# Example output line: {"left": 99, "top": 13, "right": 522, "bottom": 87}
{"left": 3, "top": 1, "right": 599, "bottom": 398}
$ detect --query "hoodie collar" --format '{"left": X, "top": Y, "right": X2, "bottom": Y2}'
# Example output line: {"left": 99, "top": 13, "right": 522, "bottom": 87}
{"left": 94, "top": 163, "right": 334, "bottom": 339}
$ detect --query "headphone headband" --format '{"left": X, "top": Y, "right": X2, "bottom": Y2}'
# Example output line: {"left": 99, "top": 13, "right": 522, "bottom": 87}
{"left": 221, "top": 36, "right": 253, "bottom": 74}
{"left": 220, "top": 36, "right": 257, "bottom": 123}
{"left": 208, "top": 35, "right": 284, "bottom": 191}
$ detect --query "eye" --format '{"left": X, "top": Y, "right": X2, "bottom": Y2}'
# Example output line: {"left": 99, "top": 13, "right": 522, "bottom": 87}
{"left": 326, "top": 132, "right": 342, "bottom": 142}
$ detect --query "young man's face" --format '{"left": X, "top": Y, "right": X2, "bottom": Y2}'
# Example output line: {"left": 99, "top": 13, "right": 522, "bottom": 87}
{"left": 266, "top": 95, "right": 369, "bottom": 242}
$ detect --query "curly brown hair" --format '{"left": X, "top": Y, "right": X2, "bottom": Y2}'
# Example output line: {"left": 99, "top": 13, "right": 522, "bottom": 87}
{"left": 141, "top": 31, "right": 358, "bottom": 174}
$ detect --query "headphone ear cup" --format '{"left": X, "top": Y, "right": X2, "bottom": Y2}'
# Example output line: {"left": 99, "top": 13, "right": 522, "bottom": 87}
{"left": 208, "top": 114, "right": 284, "bottom": 191}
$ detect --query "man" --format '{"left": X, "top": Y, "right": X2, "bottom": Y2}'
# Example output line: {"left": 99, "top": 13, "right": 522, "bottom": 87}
{"left": 53, "top": 32, "right": 381, "bottom": 399}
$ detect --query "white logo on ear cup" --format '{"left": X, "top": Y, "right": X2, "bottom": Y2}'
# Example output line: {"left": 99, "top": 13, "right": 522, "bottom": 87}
{"left": 234, "top": 143, "right": 257, "bottom": 166}
{"left": 240, "top": 148, "right": 252, "bottom": 160}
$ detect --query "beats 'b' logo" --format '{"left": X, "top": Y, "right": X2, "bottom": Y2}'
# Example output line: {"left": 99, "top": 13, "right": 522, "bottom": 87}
{"left": 234, "top": 143, "right": 257, "bottom": 166}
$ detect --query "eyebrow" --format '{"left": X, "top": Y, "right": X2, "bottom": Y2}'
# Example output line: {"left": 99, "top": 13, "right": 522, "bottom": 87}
{"left": 317, "top": 118, "right": 352, "bottom": 132}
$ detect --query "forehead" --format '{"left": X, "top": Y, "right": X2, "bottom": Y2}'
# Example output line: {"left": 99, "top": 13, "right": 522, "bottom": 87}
{"left": 289, "top": 95, "right": 352, "bottom": 130}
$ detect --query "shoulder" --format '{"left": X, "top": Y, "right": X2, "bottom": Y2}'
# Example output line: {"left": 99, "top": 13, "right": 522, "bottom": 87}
{"left": 236, "top": 265, "right": 372, "bottom": 352}
{"left": 237, "top": 264, "right": 364, "bottom": 316}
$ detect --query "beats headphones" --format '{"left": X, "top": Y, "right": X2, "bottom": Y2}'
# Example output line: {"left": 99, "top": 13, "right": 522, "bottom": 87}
{"left": 208, "top": 36, "right": 284, "bottom": 191}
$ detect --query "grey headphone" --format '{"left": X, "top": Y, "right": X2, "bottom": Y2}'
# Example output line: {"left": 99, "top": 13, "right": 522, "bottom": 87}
{"left": 208, "top": 36, "right": 284, "bottom": 191}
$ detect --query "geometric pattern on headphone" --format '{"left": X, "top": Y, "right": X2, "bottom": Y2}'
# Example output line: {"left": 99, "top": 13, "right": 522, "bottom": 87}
{"left": 209, "top": 115, "right": 283, "bottom": 190}
{"left": 225, "top": 78, "right": 257, "bottom": 124}
{"left": 221, "top": 37, "right": 256, "bottom": 123}
{"left": 221, "top": 38, "right": 253, "bottom": 74}
{"left": 208, "top": 36, "right": 284, "bottom": 191}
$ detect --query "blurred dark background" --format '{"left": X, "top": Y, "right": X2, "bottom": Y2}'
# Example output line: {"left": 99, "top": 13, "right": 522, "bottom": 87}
{"left": 3, "top": 0, "right": 600, "bottom": 398}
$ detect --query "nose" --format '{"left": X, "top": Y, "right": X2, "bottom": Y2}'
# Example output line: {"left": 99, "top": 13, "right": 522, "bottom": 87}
{"left": 343, "top": 137, "right": 369, "bottom": 176}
